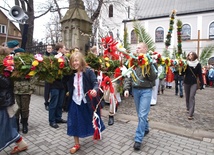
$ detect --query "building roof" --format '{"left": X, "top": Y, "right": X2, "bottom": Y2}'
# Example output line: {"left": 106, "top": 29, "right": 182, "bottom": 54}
{"left": 135, "top": 0, "right": 214, "bottom": 19}
{"left": 0, "top": 8, "right": 20, "bottom": 30}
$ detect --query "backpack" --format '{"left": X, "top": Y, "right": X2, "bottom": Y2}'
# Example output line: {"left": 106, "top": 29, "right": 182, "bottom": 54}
{"left": 208, "top": 68, "right": 214, "bottom": 81}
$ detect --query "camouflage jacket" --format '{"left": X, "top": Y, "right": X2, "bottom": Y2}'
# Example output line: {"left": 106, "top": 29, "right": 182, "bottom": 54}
{"left": 14, "top": 77, "right": 36, "bottom": 95}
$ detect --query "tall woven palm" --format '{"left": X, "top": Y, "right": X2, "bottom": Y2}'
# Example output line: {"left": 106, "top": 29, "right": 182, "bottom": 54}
{"left": 133, "top": 22, "right": 156, "bottom": 52}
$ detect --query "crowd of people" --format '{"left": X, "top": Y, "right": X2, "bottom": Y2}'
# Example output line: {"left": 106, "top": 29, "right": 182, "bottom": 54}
{"left": 0, "top": 39, "right": 213, "bottom": 154}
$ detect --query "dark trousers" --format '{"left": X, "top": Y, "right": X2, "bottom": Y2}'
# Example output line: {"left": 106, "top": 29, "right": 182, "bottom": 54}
{"left": 44, "top": 82, "right": 50, "bottom": 105}
{"left": 175, "top": 79, "right": 183, "bottom": 96}
{"left": 49, "top": 89, "right": 65, "bottom": 124}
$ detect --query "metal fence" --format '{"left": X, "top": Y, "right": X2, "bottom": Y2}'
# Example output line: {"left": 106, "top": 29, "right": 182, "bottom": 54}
{"left": 25, "top": 44, "right": 55, "bottom": 54}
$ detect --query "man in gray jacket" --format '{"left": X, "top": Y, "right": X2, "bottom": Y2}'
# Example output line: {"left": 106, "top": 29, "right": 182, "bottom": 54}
{"left": 123, "top": 42, "right": 157, "bottom": 151}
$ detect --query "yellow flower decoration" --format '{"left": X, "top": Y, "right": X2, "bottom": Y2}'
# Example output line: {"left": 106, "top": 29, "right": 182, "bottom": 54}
{"left": 28, "top": 70, "right": 36, "bottom": 76}
{"left": 32, "top": 60, "right": 39, "bottom": 67}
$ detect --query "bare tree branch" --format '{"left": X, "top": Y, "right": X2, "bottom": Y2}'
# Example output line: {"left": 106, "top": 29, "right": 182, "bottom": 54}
{"left": 34, "top": 6, "right": 52, "bottom": 19}
{"left": 91, "top": 0, "right": 103, "bottom": 22}
{"left": 53, "top": 0, "right": 62, "bottom": 20}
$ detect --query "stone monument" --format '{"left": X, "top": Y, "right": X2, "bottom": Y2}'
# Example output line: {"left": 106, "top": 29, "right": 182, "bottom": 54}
{"left": 60, "top": 0, "right": 92, "bottom": 53}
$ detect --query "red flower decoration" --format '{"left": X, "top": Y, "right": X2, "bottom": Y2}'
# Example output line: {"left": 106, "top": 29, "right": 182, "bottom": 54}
{"left": 59, "top": 62, "right": 64, "bottom": 69}
{"left": 25, "top": 74, "right": 31, "bottom": 79}
{"left": 30, "top": 66, "right": 36, "bottom": 71}
{"left": 138, "top": 54, "right": 145, "bottom": 66}
{"left": 102, "top": 36, "right": 119, "bottom": 60}
{"left": 179, "top": 60, "right": 183, "bottom": 66}
{"left": 3, "top": 71, "right": 11, "bottom": 77}
{"left": 114, "top": 67, "right": 121, "bottom": 78}
{"left": 101, "top": 76, "right": 114, "bottom": 93}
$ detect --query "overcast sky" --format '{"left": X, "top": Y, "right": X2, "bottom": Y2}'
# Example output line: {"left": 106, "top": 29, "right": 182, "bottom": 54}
{"left": 0, "top": 0, "right": 68, "bottom": 42}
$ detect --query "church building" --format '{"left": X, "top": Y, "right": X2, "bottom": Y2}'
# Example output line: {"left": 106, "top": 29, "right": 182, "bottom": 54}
{"left": 99, "top": 0, "right": 214, "bottom": 57}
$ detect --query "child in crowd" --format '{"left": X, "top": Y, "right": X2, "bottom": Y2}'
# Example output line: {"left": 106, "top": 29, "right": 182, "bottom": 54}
{"left": 66, "top": 51, "right": 105, "bottom": 154}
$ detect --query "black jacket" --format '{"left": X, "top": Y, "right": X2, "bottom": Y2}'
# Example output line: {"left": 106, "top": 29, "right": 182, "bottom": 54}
{"left": 184, "top": 63, "right": 204, "bottom": 86}
{"left": 0, "top": 74, "right": 15, "bottom": 109}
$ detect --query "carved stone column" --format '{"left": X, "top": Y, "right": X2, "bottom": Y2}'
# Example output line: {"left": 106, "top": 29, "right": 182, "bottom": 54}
{"left": 60, "top": 0, "right": 92, "bottom": 53}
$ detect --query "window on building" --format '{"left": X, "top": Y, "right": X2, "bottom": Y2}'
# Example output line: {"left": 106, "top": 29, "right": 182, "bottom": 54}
{"left": 155, "top": 27, "right": 164, "bottom": 42}
{"left": 181, "top": 24, "right": 191, "bottom": 41}
{"left": 209, "top": 22, "right": 214, "bottom": 40}
{"left": 128, "top": 6, "right": 130, "bottom": 19}
{"left": 131, "top": 30, "right": 138, "bottom": 44}
{"left": 109, "top": 5, "right": 113, "bottom": 17}
{"left": 0, "top": 25, "right": 7, "bottom": 34}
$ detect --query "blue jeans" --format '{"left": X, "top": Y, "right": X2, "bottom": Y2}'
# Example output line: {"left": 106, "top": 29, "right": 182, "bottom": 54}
{"left": 49, "top": 89, "right": 65, "bottom": 124}
{"left": 132, "top": 88, "right": 152, "bottom": 143}
{"left": 175, "top": 80, "right": 183, "bottom": 96}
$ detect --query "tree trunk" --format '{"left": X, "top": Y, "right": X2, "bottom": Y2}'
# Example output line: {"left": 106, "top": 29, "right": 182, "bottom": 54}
{"left": 91, "top": 0, "right": 103, "bottom": 22}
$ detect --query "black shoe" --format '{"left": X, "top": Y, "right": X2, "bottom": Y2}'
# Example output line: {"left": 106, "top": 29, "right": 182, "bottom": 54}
{"left": 180, "top": 95, "right": 183, "bottom": 98}
{"left": 56, "top": 119, "right": 67, "bottom": 123}
{"left": 50, "top": 123, "right": 59, "bottom": 128}
{"left": 144, "top": 130, "right": 150, "bottom": 136}
{"left": 108, "top": 116, "right": 114, "bottom": 126}
{"left": 133, "top": 142, "right": 141, "bottom": 151}
{"left": 22, "top": 118, "right": 28, "bottom": 134}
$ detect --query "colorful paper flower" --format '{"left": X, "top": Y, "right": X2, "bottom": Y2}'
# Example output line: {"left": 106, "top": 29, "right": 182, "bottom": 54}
{"left": 101, "top": 76, "right": 114, "bottom": 93}
{"left": 34, "top": 54, "right": 43, "bottom": 62}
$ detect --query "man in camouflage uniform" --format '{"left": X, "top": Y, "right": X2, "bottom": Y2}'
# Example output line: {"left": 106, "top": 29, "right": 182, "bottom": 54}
{"left": 14, "top": 48, "right": 35, "bottom": 134}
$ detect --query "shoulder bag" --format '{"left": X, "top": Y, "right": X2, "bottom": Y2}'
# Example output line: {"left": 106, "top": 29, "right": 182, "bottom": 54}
{"left": 189, "top": 68, "right": 200, "bottom": 89}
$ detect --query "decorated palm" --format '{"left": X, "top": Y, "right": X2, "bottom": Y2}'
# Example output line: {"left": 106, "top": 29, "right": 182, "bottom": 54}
{"left": 199, "top": 45, "right": 214, "bottom": 66}
{"left": 133, "top": 22, "right": 155, "bottom": 52}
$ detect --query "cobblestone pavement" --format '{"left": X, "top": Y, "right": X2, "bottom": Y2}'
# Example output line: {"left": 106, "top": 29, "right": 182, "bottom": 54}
{"left": 104, "top": 85, "right": 214, "bottom": 133}
{"left": 1, "top": 86, "right": 214, "bottom": 155}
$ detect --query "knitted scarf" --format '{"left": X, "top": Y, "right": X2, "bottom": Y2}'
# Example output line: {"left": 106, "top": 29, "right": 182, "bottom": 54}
{"left": 187, "top": 60, "right": 199, "bottom": 68}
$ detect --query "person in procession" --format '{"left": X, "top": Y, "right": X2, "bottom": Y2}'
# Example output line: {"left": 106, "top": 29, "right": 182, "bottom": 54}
{"left": 123, "top": 42, "right": 158, "bottom": 151}
{"left": 183, "top": 51, "right": 204, "bottom": 120}
{"left": 66, "top": 51, "right": 105, "bottom": 154}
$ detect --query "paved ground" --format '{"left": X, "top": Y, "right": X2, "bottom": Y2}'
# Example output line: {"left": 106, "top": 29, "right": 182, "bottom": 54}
{"left": 107, "top": 85, "right": 214, "bottom": 135}
{"left": 1, "top": 85, "right": 214, "bottom": 155}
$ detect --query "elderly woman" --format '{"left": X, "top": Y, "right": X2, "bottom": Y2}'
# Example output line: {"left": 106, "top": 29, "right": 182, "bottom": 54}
{"left": 184, "top": 52, "right": 204, "bottom": 120}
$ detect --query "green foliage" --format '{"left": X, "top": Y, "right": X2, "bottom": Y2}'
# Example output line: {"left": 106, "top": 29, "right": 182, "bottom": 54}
{"left": 162, "top": 48, "right": 170, "bottom": 57}
{"left": 123, "top": 27, "right": 131, "bottom": 51}
{"left": 200, "top": 45, "right": 214, "bottom": 66}
{"left": 182, "top": 51, "right": 187, "bottom": 59}
{"left": 165, "top": 10, "right": 176, "bottom": 48}
{"left": 85, "top": 52, "right": 102, "bottom": 70}
{"left": 0, "top": 53, "right": 72, "bottom": 83}
{"left": 133, "top": 22, "right": 155, "bottom": 51}
{"left": 177, "top": 19, "right": 183, "bottom": 55}
{"left": 12, "top": 54, "right": 34, "bottom": 78}
{"left": 85, "top": 52, "right": 120, "bottom": 77}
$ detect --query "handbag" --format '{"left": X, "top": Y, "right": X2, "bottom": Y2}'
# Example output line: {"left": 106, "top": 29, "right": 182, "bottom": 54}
{"left": 189, "top": 68, "right": 201, "bottom": 89}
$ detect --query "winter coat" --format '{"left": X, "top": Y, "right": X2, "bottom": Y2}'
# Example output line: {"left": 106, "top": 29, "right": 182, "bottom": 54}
{"left": 0, "top": 75, "right": 15, "bottom": 109}
{"left": 14, "top": 78, "right": 35, "bottom": 95}
{"left": 123, "top": 63, "right": 158, "bottom": 91}
{"left": 184, "top": 63, "right": 204, "bottom": 86}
